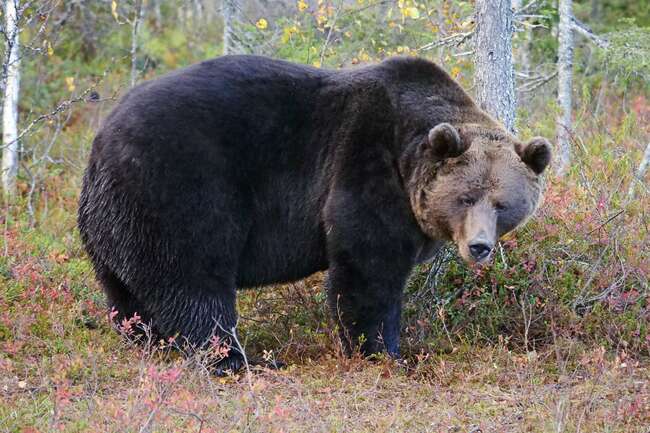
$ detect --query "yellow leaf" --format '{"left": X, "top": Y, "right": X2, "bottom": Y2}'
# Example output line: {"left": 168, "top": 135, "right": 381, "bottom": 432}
{"left": 297, "top": 0, "right": 308, "bottom": 12}
{"left": 65, "top": 77, "right": 76, "bottom": 92}
{"left": 312, "top": 60, "right": 321, "bottom": 67}
{"left": 255, "top": 18, "right": 268, "bottom": 30}
{"left": 281, "top": 25, "right": 299, "bottom": 44}
{"left": 404, "top": 6, "right": 419, "bottom": 19}
{"left": 111, "top": 0, "right": 119, "bottom": 20}
{"left": 451, "top": 66, "right": 461, "bottom": 78}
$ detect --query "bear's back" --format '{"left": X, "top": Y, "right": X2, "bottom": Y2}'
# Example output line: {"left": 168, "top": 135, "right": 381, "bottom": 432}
{"left": 91, "top": 56, "right": 335, "bottom": 176}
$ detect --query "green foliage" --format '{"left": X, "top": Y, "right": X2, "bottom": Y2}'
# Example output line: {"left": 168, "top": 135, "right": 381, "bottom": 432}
{"left": 602, "top": 24, "right": 650, "bottom": 87}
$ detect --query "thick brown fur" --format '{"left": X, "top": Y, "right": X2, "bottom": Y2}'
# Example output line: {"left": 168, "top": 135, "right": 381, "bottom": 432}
{"left": 78, "top": 55, "right": 551, "bottom": 370}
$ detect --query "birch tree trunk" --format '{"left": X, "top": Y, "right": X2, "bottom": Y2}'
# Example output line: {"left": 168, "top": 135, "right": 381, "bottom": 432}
{"left": 222, "top": 0, "right": 241, "bottom": 55}
{"left": 131, "top": 0, "right": 144, "bottom": 87}
{"left": 153, "top": 0, "right": 163, "bottom": 30}
{"left": 474, "top": 0, "right": 516, "bottom": 132}
{"left": 556, "top": 0, "right": 574, "bottom": 176}
{"left": 2, "top": 0, "right": 21, "bottom": 198}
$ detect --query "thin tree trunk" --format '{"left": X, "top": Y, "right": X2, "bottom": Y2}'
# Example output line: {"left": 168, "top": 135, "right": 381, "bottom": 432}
{"left": 627, "top": 142, "right": 650, "bottom": 200}
{"left": 194, "top": 0, "right": 204, "bottom": 21}
{"left": 2, "top": 0, "right": 21, "bottom": 198}
{"left": 512, "top": 0, "right": 532, "bottom": 107}
{"left": 222, "top": 0, "right": 240, "bottom": 55}
{"left": 474, "top": 0, "right": 516, "bottom": 132}
{"left": 153, "top": 0, "right": 162, "bottom": 30}
{"left": 556, "top": 0, "right": 574, "bottom": 176}
{"left": 131, "top": 0, "right": 144, "bottom": 87}
{"left": 511, "top": 0, "right": 531, "bottom": 74}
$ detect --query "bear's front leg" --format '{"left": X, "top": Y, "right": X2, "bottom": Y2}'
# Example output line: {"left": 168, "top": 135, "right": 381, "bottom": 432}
{"left": 327, "top": 244, "right": 414, "bottom": 358}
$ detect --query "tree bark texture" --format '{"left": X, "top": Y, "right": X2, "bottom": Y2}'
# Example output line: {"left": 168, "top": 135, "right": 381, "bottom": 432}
{"left": 556, "top": 0, "right": 574, "bottom": 176}
{"left": 130, "top": 0, "right": 144, "bottom": 87}
{"left": 2, "top": 0, "right": 21, "bottom": 197}
{"left": 474, "top": 0, "right": 516, "bottom": 132}
{"left": 222, "top": 0, "right": 241, "bottom": 55}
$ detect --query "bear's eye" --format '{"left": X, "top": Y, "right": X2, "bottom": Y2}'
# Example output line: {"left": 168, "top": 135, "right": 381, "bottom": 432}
{"left": 494, "top": 202, "right": 508, "bottom": 212}
{"left": 459, "top": 196, "right": 476, "bottom": 207}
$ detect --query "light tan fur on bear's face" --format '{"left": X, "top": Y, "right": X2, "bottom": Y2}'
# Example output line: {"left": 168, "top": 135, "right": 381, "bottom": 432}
{"left": 406, "top": 124, "right": 550, "bottom": 264}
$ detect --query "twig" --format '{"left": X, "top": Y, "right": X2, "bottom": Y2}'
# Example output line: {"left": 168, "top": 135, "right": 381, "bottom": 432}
{"left": 320, "top": 0, "right": 345, "bottom": 65}
{"left": 0, "top": 81, "right": 113, "bottom": 150}
{"left": 586, "top": 210, "right": 624, "bottom": 235}
{"left": 418, "top": 30, "right": 474, "bottom": 52}
{"left": 517, "top": 71, "right": 558, "bottom": 92}
{"left": 514, "top": 0, "right": 541, "bottom": 16}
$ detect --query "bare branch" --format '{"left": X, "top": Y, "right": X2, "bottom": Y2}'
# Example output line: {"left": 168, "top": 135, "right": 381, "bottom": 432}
{"left": 517, "top": 71, "right": 558, "bottom": 92}
{"left": 418, "top": 30, "right": 474, "bottom": 52}
{"left": 513, "top": 0, "right": 541, "bottom": 16}
{"left": 571, "top": 16, "right": 609, "bottom": 49}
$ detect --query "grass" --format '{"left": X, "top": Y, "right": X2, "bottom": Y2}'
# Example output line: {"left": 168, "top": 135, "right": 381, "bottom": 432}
{"left": 1, "top": 331, "right": 649, "bottom": 432}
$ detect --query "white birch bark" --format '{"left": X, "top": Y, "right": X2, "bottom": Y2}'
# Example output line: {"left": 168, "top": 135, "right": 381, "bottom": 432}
{"left": 556, "top": 0, "right": 574, "bottom": 176}
{"left": 153, "top": 0, "right": 162, "bottom": 29}
{"left": 222, "top": 0, "right": 240, "bottom": 55}
{"left": 2, "top": 0, "right": 21, "bottom": 197}
{"left": 131, "top": 0, "right": 144, "bottom": 87}
{"left": 474, "top": 0, "right": 516, "bottom": 132}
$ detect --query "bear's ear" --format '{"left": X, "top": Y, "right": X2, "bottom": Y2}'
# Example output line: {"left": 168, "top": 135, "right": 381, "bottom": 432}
{"left": 426, "top": 123, "right": 467, "bottom": 160}
{"left": 518, "top": 137, "right": 552, "bottom": 175}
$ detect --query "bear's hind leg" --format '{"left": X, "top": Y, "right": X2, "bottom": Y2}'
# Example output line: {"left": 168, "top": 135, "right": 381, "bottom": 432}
{"left": 96, "top": 265, "right": 158, "bottom": 338}
{"left": 151, "top": 280, "right": 245, "bottom": 375}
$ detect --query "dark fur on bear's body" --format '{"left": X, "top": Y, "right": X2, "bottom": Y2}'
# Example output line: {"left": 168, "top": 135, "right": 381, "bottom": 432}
{"left": 79, "top": 55, "right": 507, "bottom": 368}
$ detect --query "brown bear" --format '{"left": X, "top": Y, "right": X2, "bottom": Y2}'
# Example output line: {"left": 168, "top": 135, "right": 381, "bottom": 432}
{"left": 78, "top": 55, "right": 551, "bottom": 373}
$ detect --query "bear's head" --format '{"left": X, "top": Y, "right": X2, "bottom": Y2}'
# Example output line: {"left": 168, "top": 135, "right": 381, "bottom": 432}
{"left": 407, "top": 122, "right": 552, "bottom": 264}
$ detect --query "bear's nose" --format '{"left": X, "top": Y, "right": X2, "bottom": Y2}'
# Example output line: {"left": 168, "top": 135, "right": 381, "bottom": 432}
{"left": 469, "top": 242, "right": 492, "bottom": 261}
